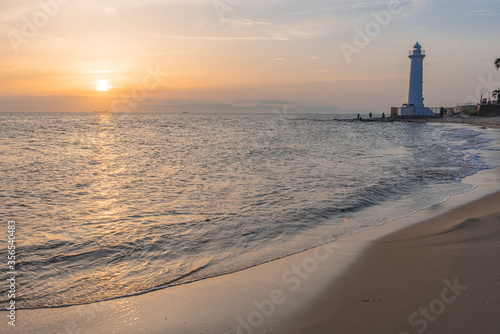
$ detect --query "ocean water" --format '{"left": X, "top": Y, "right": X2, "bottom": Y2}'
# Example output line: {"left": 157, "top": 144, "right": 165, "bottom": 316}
{"left": 0, "top": 112, "right": 496, "bottom": 309}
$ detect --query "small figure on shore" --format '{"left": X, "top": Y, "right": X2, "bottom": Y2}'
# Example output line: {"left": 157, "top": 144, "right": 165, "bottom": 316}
{"left": 381, "top": 112, "right": 386, "bottom": 120}
{"left": 357, "top": 113, "right": 360, "bottom": 120}
{"left": 369, "top": 112, "right": 372, "bottom": 119}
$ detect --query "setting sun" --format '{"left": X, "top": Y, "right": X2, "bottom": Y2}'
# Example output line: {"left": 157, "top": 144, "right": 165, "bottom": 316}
{"left": 95, "top": 79, "right": 111, "bottom": 92}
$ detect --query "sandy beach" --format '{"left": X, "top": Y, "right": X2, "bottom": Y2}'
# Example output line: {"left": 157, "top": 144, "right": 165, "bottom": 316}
{"left": 282, "top": 189, "right": 500, "bottom": 334}
{"left": 418, "top": 116, "right": 500, "bottom": 129}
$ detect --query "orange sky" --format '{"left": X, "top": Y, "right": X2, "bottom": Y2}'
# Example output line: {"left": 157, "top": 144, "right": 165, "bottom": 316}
{"left": 1, "top": 0, "right": 499, "bottom": 113}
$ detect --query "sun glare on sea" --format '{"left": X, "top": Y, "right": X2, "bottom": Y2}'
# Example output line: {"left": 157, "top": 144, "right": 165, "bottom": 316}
{"left": 95, "top": 79, "right": 112, "bottom": 92}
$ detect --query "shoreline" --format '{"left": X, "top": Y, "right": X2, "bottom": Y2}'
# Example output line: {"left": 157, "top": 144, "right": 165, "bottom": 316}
{"left": 2, "top": 166, "right": 499, "bottom": 333}
{"left": 400, "top": 115, "right": 500, "bottom": 129}
{"left": 2, "top": 121, "right": 498, "bottom": 333}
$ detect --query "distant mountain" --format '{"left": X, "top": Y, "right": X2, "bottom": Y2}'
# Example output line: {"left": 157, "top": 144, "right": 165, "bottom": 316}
{"left": 0, "top": 95, "right": 355, "bottom": 114}
{"left": 135, "top": 102, "right": 343, "bottom": 114}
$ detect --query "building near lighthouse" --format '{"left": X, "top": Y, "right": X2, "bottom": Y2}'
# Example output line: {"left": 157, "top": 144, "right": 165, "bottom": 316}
{"left": 392, "top": 42, "right": 440, "bottom": 117}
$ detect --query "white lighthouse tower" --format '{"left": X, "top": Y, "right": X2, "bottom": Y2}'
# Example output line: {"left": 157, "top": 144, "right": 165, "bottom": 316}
{"left": 407, "top": 42, "right": 425, "bottom": 108}
{"left": 401, "top": 42, "right": 434, "bottom": 116}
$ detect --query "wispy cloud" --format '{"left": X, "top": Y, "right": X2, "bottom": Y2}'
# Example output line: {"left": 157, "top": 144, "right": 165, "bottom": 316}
{"left": 103, "top": 4, "right": 120, "bottom": 17}
{"left": 467, "top": 9, "right": 500, "bottom": 16}
{"left": 221, "top": 18, "right": 273, "bottom": 27}
{"left": 287, "top": 1, "right": 406, "bottom": 16}
{"left": 0, "top": 4, "right": 39, "bottom": 24}
{"left": 143, "top": 34, "right": 292, "bottom": 42}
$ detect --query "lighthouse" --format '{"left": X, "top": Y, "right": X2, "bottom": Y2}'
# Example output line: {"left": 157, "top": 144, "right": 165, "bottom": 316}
{"left": 407, "top": 42, "right": 425, "bottom": 108}
{"left": 400, "top": 42, "right": 435, "bottom": 116}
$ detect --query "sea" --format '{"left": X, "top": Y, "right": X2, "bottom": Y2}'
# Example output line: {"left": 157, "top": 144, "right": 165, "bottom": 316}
{"left": 0, "top": 112, "right": 498, "bottom": 309}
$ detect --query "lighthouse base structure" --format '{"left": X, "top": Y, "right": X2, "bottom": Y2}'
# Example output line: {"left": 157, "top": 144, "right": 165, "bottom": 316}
{"left": 401, "top": 105, "right": 436, "bottom": 117}
{"left": 390, "top": 106, "right": 442, "bottom": 118}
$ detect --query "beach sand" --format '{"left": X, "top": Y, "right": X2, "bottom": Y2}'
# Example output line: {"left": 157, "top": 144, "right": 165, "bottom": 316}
{"left": 281, "top": 190, "right": 500, "bottom": 334}
{"left": 3, "top": 172, "right": 499, "bottom": 333}
{"left": 420, "top": 116, "right": 500, "bottom": 129}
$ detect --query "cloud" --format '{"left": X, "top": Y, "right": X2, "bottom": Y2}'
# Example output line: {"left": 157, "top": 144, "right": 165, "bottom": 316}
{"left": 466, "top": 9, "right": 500, "bottom": 16}
{"left": 272, "top": 57, "right": 285, "bottom": 61}
{"left": 103, "top": 4, "right": 120, "bottom": 17}
{"left": 222, "top": 18, "right": 273, "bottom": 27}
{"left": 124, "top": 0, "right": 206, "bottom": 7}
{"left": 0, "top": 4, "right": 39, "bottom": 24}
{"left": 287, "top": 1, "right": 405, "bottom": 16}
{"left": 137, "top": 34, "right": 292, "bottom": 42}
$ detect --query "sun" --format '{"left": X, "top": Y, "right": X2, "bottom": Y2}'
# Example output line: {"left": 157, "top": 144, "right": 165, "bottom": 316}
{"left": 95, "top": 79, "right": 112, "bottom": 92}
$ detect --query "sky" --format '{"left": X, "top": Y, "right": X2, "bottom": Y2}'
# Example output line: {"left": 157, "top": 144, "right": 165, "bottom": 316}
{"left": 0, "top": 0, "right": 499, "bottom": 113}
